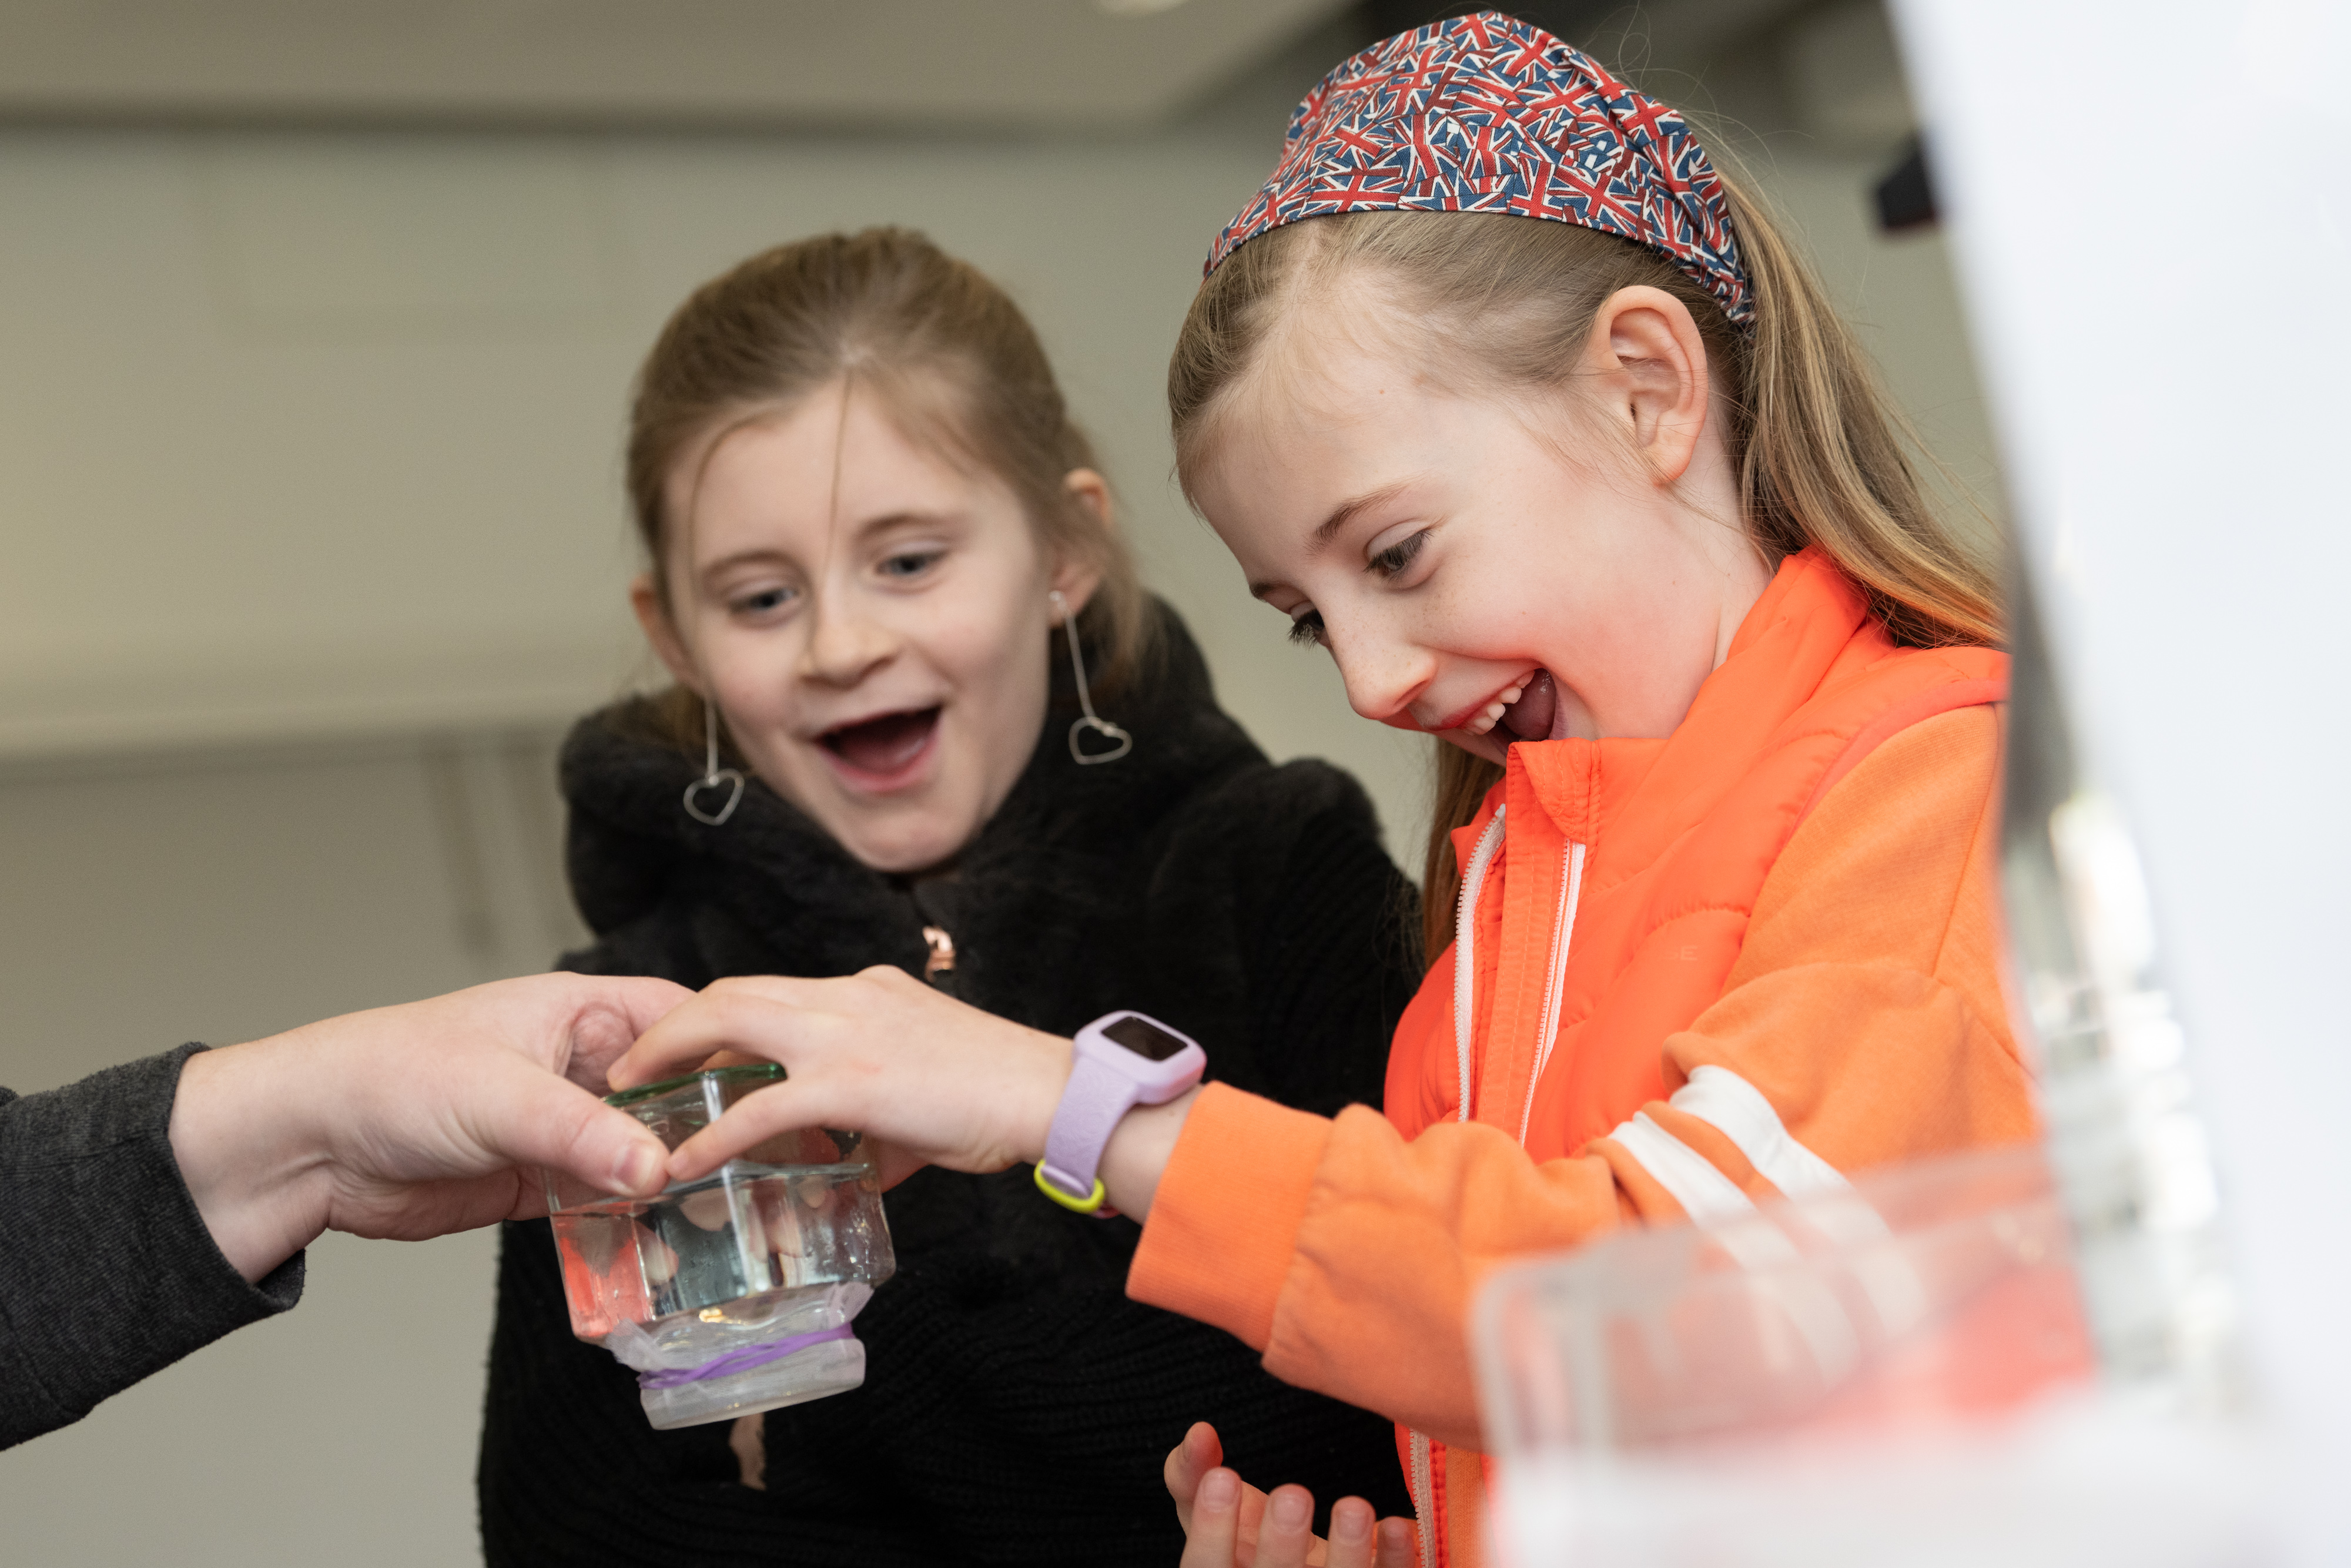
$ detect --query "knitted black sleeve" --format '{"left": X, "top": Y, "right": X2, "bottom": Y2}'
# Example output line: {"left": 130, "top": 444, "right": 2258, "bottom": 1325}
{"left": 0, "top": 1047, "right": 304, "bottom": 1449}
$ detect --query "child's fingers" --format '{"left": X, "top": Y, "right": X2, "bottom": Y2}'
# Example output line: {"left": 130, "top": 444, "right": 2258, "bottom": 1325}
{"left": 1324, "top": 1499, "right": 1377, "bottom": 1568}
{"left": 1179, "top": 1468, "right": 1245, "bottom": 1568}
{"left": 663, "top": 1080, "right": 858, "bottom": 1183}
{"left": 1166, "top": 1422, "right": 1225, "bottom": 1535}
{"left": 609, "top": 975, "right": 826, "bottom": 1088}
{"left": 1374, "top": 1517, "right": 1418, "bottom": 1568}
{"left": 1251, "top": 1486, "right": 1320, "bottom": 1568}
{"left": 1234, "top": 1480, "right": 1274, "bottom": 1566}
{"left": 610, "top": 967, "right": 1066, "bottom": 1183}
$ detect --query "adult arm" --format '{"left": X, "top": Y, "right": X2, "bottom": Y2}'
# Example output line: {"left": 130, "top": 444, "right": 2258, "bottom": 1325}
{"left": 0, "top": 972, "right": 688, "bottom": 1449}
{"left": 0, "top": 1046, "right": 301, "bottom": 1449}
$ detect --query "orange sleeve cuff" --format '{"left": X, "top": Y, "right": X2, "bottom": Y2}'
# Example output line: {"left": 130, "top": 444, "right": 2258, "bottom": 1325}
{"left": 1127, "top": 1081, "right": 1332, "bottom": 1351}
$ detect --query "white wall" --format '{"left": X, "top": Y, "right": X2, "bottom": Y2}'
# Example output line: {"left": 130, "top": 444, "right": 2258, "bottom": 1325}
{"left": 0, "top": 18, "right": 1999, "bottom": 1559}
{"left": 0, "top": 119, "right": 1424, "bottom": 793}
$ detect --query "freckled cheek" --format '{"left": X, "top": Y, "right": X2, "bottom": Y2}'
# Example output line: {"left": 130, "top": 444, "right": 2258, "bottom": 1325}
{"left": 1402, "top": 569, "right": 1513, "bottom": 664}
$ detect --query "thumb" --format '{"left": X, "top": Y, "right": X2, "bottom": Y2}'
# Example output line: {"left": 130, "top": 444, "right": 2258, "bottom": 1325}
{"left": 479, "top": 1066, "right": 669, "bottom": 1207}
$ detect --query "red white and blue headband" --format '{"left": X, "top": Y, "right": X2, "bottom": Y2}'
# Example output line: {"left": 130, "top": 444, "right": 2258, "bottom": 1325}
{"left": 1207, "top": 10, "right": 1754, "bottom": 329}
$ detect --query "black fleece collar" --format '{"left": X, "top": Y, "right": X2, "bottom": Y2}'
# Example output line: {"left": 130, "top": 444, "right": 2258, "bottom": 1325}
{"left": 558, "top": 601, "right": 1264, "bottom": 963}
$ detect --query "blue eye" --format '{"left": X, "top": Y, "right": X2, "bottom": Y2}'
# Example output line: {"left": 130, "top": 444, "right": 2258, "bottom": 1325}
{"left": 1368, "top": 530, "right": 1430, "bottom": 578}
{"left": 1287, "top": 610, "right": 1327, "bottom": 648}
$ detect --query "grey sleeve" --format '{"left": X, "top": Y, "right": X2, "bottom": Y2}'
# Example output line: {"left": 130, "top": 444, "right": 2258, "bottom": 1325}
{"left": 0, "top": 1044, "right": 304, "bottom": 1449}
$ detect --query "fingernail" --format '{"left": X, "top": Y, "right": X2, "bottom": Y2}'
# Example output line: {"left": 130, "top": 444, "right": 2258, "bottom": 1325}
{"left": 614, "top": 1143, "right": 664, "bottom": 1194}
{"left": 1271, "top": 1489, "right": 1311, "bottom": 1531}
{"left": 1331, "top": 1501, "right": 1371, "bottom": 1543}
{"left": 1200, "top": 1469, "right": 1240, "bottom": 1510}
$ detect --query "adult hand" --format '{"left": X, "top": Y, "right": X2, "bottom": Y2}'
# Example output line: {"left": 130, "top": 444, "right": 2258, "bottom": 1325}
{"left": 170, "top": 972, "right": 694, "bottom": 1282}
{"left": 1169, "top": 1422, "right": 1417, "bottom": 1568}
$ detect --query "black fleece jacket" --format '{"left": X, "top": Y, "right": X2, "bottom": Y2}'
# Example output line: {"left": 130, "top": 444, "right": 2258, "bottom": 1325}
{"left": 477, "top": 605, "right": 1421, "bottom": 1565}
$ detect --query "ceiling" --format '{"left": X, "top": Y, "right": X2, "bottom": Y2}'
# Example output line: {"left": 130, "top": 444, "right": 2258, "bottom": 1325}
{"left": 0, "top": 0, "right": 1353, "bottom": 130}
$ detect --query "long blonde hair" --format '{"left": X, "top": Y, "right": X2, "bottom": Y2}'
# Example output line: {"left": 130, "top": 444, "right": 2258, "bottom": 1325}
{"left": 1167, "top": 176, "right": 2001, "bottom": 958}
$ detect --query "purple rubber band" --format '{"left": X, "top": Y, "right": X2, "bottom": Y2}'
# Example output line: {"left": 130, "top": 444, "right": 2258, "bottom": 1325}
{"left": 635, "top": 1324, "right": 856, "bottom": 1391}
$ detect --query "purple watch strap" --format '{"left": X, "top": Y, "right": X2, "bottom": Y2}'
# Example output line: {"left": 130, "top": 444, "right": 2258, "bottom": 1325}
{"left": 1038, "top": 1055, "right": 1141, "bottom": 1200}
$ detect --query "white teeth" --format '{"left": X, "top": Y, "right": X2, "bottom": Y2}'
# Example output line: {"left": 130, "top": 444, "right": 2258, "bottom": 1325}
{"left": 1461, "top": 681, "right": 1531, "bottom": 738}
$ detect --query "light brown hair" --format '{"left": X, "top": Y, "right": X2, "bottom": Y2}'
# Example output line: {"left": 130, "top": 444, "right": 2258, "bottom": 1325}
{"left": 1167, "top": 179, "right": 2001, "bottom": 959}
{"left": 628, "top": 226, "right": 1150, "bottom": 748}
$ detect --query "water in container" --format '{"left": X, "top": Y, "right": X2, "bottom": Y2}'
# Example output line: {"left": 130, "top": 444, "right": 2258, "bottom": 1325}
{"left": 544, "top": 1064, "right": 896, "bottom": 1429}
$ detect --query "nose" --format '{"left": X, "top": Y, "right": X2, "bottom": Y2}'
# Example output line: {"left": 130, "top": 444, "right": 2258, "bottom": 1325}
{"left": 797, "top": 588, "right": 900, "bottom": 688}
{"left": 1327, "top": 622, "right": 1434, "bottom": 727}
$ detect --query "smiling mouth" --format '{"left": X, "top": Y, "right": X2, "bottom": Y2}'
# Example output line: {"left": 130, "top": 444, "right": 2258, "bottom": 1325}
{"left": 819, "top": 706, "right": 941, "bottom": 780}
{"left": 1458, "top": 670, "right": 1562, "bottom": 742}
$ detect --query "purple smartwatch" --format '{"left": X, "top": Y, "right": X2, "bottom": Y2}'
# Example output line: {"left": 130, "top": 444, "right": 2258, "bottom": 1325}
{"left": 1034, "top": 1011, "right": 1206, "bottom": 1215}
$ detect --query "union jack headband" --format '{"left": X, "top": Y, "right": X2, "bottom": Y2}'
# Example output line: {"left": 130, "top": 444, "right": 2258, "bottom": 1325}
{"left": 1207, "top": 10, "right": 1754, "bottom": 327}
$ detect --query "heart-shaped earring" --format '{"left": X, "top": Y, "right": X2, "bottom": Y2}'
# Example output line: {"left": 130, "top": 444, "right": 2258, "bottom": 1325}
{"left": 683, "top": 770, "right": 744, "bottom": 826}
{"left": 1051, "top": 589, "right": 1134, "bottom": 768}
{"left": 1068, "top": 713, "right": 1133, "bottom": 766}
{"left": 682, "top": 696, "right": 745, "bottom": 826}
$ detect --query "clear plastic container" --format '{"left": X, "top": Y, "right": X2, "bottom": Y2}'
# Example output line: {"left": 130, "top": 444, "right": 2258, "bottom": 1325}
{"left": 544, "top": 1064, "right": 896, "bottom": 1429}
{"left": 1471, "top": 1146, "right": 2267, "bottom": 1567}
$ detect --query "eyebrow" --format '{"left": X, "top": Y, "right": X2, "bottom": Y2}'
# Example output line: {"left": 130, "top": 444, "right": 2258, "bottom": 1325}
{"left": 696, "top": 509, "right": 960, "bottom": 578}
{"left": 699, "top": 546, "right": 792, "bottom": 579}
{"left": 1247, "top": 480, "right": 1414, "bottom": 599}
{"left": 851, "top": 508, "right": 960, "bottom": 541}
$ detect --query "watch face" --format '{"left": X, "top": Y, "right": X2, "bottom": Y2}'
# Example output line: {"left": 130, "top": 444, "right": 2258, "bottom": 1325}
{"left": 1104, "top": 1014, "right": 1190, "bottom": 1062}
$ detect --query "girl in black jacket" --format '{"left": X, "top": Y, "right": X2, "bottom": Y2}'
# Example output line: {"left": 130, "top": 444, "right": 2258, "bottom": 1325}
{"left": 476, "top": 227, "right": 1418, "bottom": 1564}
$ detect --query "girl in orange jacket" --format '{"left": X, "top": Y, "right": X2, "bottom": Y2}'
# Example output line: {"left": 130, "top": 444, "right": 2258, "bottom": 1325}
{"left": 608, "top": 14, "right": 2028, "bottom": 1567}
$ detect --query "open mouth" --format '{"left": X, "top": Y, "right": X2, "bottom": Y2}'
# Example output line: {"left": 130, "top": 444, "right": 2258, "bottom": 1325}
{"left": 818, "top": 706, "right": 941, "bottom": 783}
{"left": 1499, "top": 671, "right": 1560, "bottom": 740}
{"left": 1458, "top": 670, "right": 1563, "bottom": 742}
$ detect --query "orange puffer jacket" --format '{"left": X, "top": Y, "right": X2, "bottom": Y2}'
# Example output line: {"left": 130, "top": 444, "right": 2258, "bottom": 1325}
{"left": 1130, "top": 550, "right": 2032, "bottom": 1566}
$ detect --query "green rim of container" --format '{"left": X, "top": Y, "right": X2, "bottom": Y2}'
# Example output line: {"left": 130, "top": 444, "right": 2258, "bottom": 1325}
{"left": 604, "top": 1061, "right": 783, "bottom": 1109}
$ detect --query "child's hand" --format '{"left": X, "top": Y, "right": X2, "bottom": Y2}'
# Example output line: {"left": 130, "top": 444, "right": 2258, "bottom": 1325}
{"left": 608, "top": 967, "right": 1071, "bottom": 1187}
{"left": 1168, "top": 1422, "right": 1417, "bottom": 1568}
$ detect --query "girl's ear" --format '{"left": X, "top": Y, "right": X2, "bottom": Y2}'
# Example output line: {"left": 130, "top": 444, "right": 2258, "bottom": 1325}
{"left": 1580, "top": 286, "right": 1713, "bottom": 487}
{"left": 1049, "top": 468, "right": 1112, "bottom": 616}
{"left": 629, "top": 572, "right": 705, "bottom": 696}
